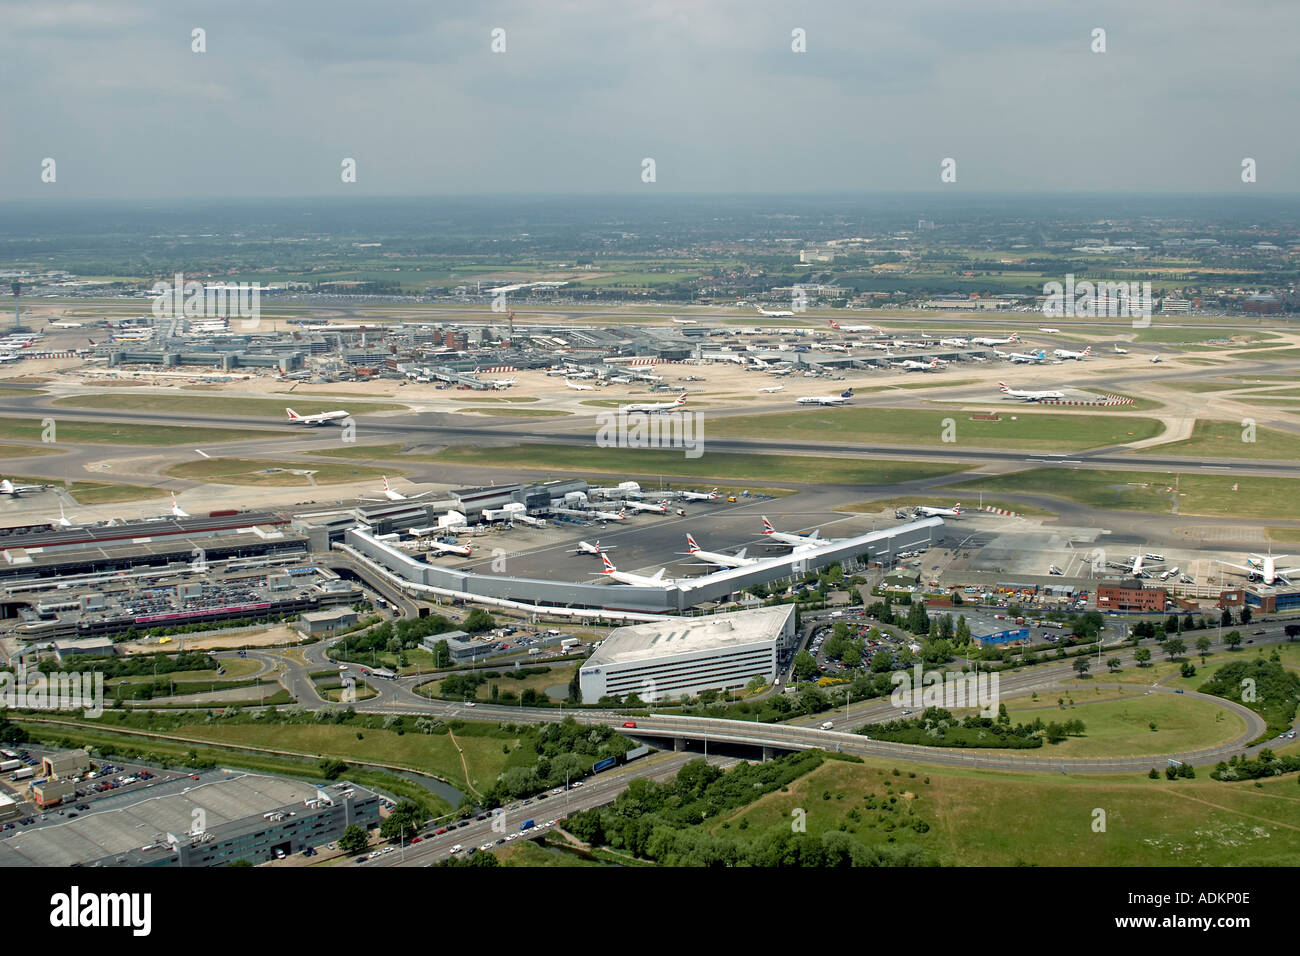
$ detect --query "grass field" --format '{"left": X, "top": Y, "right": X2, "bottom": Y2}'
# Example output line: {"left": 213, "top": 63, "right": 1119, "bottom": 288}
{"left": 712, "top": 756, "right": 1300, "bottom": 866}
{"left": 454, "top": 408, "right": 571, "bottom": 418}
{"left": 52, "top": 394, "right": 407, "bottom": 417}
{"left": 496, "top": 840, "right": 604, "bottom": 867}
{"left": 0, "top": 387, "right": 44, "bottom": 397}
{"left": 0, "top": 416, "right": 275, "bottom": 446}
{"left": 107, "top": 659, "right": 263, "bottom": 684}
{"left": 949, "top": 468, "right": 1300, "bottom": 519}
{"left": 3, "top": 474, "right": 170, "bottom": 504}
{"left": 836, "top": 496, "right": 1058, "bottom": 518}
{"left": 430, "top": 444, "right": 967, "bottom": 486}
{"left": 1144, "top": 419, "right": 1300, "bottom": 461}
{"left": 456, "top": 396, "right": 541, "bottom": 403}
{"left": 166, "top": 458, "right": 392, "bottom": 485}
{"left": 703, "top": 407, "right": 1164, "bottom": 450}
{"left": 0, "top": 442, "right": 66, "bottom": 458}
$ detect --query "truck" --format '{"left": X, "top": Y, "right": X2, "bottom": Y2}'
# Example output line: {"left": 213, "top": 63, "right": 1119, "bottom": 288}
{"left": 0, "top": 759, "right": 21, "bottom": 772}
{"left": 520, "top": 819, "right": 535, "bottom": 831}
{"left": 10, "top": 767, "right": 34, "bottom": 781}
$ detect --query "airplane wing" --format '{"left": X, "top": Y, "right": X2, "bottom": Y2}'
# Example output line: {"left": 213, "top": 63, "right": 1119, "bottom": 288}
{"left": 1218, "top": 561, "right": 1255, "bottom": 575}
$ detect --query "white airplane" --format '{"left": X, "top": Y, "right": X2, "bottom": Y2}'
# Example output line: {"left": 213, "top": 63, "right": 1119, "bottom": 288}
{"left": 48, "top": 321, "right": 83, "bottom": 329}
{"left": 1113, "top": 344, "right": 1129, "bottom": 354}
{"left": 894, "top": 358, "right": 941, "bottom": 372}
{"left": 680, "top": 487, "right": 719, "bottom": 501}
{"left": 1220, "top": 553, "right": 1300, "bottom": 586}
{"left": 998, "top": 382, "right": 1064, "bottom": 402}
{"left": 761, "top": 515, "right": 821, "bottom": 547}
{"left": 829, "top": 319, "right": 876, "bottom": 333}
{"left": 623, "top": 499, "right": 669, "bottom": 515}
{"left": 621, "top": 393, "right": 687, "bottom": 414}
{"left": 1149, "top": 355, "right": 1163, "bottom": 364}
{"left": 1109, "top": 554, "right": 1163, "bottom": 577}
{"left": 600, "top": 552, "right": 671, "bottom": 587}
{"left": 758, "top": 385, "right": 786, "bottom": 393}
{"left": 671, "top": 318, "right": 697, "bottom": 324}
{"left": 363, "top": 476, "right": 437, "bottom": 502}
{"left": 424, "top": 537, "right": 474, "bottom": 557}
{"left": 565, "top": 380, "right": 595, "bottom": 391}
{"left": 1038, "top": 327, "right": 1061, "bottom": 334}
{"left": 1005, "top": 349, "right": 1047, "bottom": 364}
{"left": 971, "top": 332, "right": 1022, "bottom": 347}
{"left": 54, "top": 501, "right": 78, "bottom": 528}
{"left": 489, "top": 377, "right": 516, "bottom": 390}
{"left": 938, "top": 337, "right": 969, "bottom": 347}
{"left": 756, "top": 305, "right": 795, "bottom": 318}
{"left": 592, "top": 507, "right": 627, "bottom": 522}
{"left": 0, "top": 478, "right": 49, "bottom": 497}
{"left": 683, "top": 533, "right": 756, "bottom": 568}
{"left": 1053, "top": 346, "right": 1092, "bottom": 360}
{"left": 285, "top": 407, "right": 350, "bottom": 426}
{"left": 169, "top": 493, "right": 190, "bottom": 518}
{"left": 574, "top": 540, "right": 616, "bottom": 556}
{"left": 914, "top": 502, "right": 962, "bottom": 517}
{"left": 796, "top": 389, "right": 853, "bottom": 406}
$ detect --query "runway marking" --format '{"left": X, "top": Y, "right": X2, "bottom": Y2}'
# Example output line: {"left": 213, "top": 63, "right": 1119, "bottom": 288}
{"left": 195, "top": 449, "right": 210, "bottom": 458}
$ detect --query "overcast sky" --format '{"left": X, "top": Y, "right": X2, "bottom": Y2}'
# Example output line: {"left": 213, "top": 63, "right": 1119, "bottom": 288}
{"left": 2, "top": 0, "right": 1297, "bottom": 199}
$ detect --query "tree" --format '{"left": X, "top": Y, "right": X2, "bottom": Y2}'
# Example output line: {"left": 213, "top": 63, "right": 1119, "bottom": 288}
{"left": 319, "top": 757, "right": 348, "bottom": 780}
{"left": 1106, "top": 657, "right": 1122, "bottom": 673}
{"left": 338, "top": 824, "right": 370, "bottom": 856}
{"left": 1134, "top": 647, "right": 1152, "bottom": 667}
{"left": 792, "top": 651, "right": 819, "bottom": 682}
{"left": 955, "top": 616, "right": 971, "bottom": 644}
{"left": 380, "top": 801, "right": 425, "bottom": 843}
{"left": 1240, "top": 605, "right": 1252, "bottom": 625}
{"left": 432, "top": 639, "right": 452, "bottom": 668}
{"left": 1164, "top": 637, "right": 1186, "bottom": 661}
{"left": 463, "top": 609, "right": 495, "bottom": 633}
{"left": 1224, "top": 630, "right": 1243, "bottom": 650}
{"left": 1221, "top": 608, "right": 1234, "bottom": 628}
{"left": 1072, "top": 657, "right": 1091, "bottom": 677}
{"left": 1195, "top": 635, "right": 1212, "bottom": 663}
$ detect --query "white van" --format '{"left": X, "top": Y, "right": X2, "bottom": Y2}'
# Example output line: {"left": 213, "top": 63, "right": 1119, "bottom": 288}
{"left": 820, "top": 721, "right": 834, "bottom": 730}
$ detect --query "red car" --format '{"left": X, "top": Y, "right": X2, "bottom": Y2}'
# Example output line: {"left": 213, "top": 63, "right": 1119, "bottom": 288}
{"left": 622, "top": 721, "right": 637, "bottom": 729}
{"left": 436, "top": 827, "right": 448, "bottom": 835}
{"left": 411, "top": 836, "right": 423, "bottom": 844}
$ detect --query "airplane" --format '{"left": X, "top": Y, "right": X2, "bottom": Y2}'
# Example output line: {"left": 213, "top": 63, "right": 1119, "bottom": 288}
{"left": 914, "top": 502, "right": 962, "bottom": 518}
{"left": 592, "top": 507, "right": 627, "bottom": 522}
{"left": 829, "top": 319, "right": 876, "bottom": 333}
{"left": 1149, "top": 355, "right": 1163, "bottom": 364}
{"left": 565, "top": 380, "right": 595, "bottom": 391}
{"left": 758, "top": 385, "right": 786, "bottom": 393}
{"left": 971, "top": 332, "right": 1022, "bottom": 347}
{"left": 48, "top": 321, "right": 83, "bottom": 329}
{"left": 623, "top": 499, "right": 669, "bottom": 515}
{"left": 894, "top": 358, "right": 941, "bottom": 372}
{"left": 1219, "top": 552, "right": 1300, "bottom": 586}
{"left": 1048, "top": 565, "right": 1063, "bottom": 575}
{"left": 755, "top": 305, "right": 795, "bottom": 318}
{"left": 0, "top": 478, "right": 49, "bottom": 497}
{"left": 424, "top": 537, "right": 474, "bottom": 557}
{"left": 169, "top": 493, "right": 190, "bottom": 518}
{"left": 600, "top": 552, "right": 671, "bottom": 587}
{"left": 998, "top": 382, "right": 1065, "bottom": 402}
{"left": 362, "top": 476, "right": 437, "bottom": 502}
{"left": 680, "top": 487, "right": 719, "bottom": 501}
{"left": 621, "top": 393, "right": 687, "bottom": 414}
{"left": 671, "top": 318, "right": 697, "bottom": 324}
{"left": 1108, "top": 554, "right": 1163, "bottom": 577}
{"left": 1038, "top": 327, "right": 1062, "bottom": 334}
{"left": 683, "top": 533, "right": 756, "bottom": 568}
{"left": 1005, "top": 349, "right": 1047, "bottom": 364}
{"left": 54, "top": 501, "right": 79, "bottom": 528}
{"left": 285, "top": 407, "right": 349, "bottom": 426}
{"left": 796, "top": 389, "right": 853, "bottom": 406}
{"left": 1053, "top": 346, "right": 1092, "bottom": 360}
{"left": 1113, "top": 344, "right": 1129, "bottom": 354}
{"left": 489, "top": 377, "right": 516, "bottom": 390}
{"left": 574, "top": 540, "right": 616, "bottom": 556}
{"left": 761, "top": 515, "right": 821, "bottom": 547}
{"left": 938, "top": 337, "right": 969, "bottom": 347}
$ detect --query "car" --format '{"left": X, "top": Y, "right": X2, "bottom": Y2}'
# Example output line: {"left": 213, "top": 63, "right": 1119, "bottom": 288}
{"left": 495, "top": 838, "right": 506, "bottom": 845}
{"left": 302, "top": 847, "right": 316, "bottom": 857}
{"left": 1288, "top": 732, "right": 1296, "bottom": 739}
{"left": 480, "top": 843, "right": 493, "bottom": 851}
{"left": 410, "top": 836, "right": 423, "bottom": 844}
{"left": 449, "top": 844, "right": 463, "bottom": 853}
{"left": 1253, "top": 629, "right": 1266, "bottom": 635}
{"left": 1174, "top": 689, "right": 1184, "bottom": 694}
{"left": 436, "top": 827, "right": 448, "bottom": 835}
{"left": 456, "top": 820, "right": 469, "bottom": 828}
{"left": 551, "top": 787, "right": 563, "bottom": 795}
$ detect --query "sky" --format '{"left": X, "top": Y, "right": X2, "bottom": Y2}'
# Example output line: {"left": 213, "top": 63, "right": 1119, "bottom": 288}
{"left": 2, "top": 0, "right": 1298, "bottom": 199}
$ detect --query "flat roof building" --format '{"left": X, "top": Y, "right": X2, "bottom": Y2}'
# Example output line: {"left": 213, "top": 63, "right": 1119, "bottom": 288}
{"left": 1097, "top": 585, "right": 1166, "bottom": 613}
{"left": 42, "top": 748, "right": 91, "bottom": 781}
{"left": 579, "top": 605, "right": 795, "bottom": 704}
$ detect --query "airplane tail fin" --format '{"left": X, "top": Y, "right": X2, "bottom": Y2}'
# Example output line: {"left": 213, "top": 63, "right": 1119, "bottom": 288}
{"left": 600, "top": 553, "right": 616, "bottom": 574}
{"left": 686, "top": 533, "right": 699, "bottom": 552}
{"left": 735, "top": 548, "right": 747, "bottom": 559}
{"left": 650, "top": 568, "right": 666, "bottom": 582}
{"left": 1036, "top": 350, "right": 1045, "bottom": 359}
{"left": 762, "top": 516, "right": 775, "bottom": 534}
{"left": 285, "top": 408, "right": 299, "bottom": 419}
{"left": 1083, "top": 347, "right": 1092, "bottom": 355}
{"left": 1009, "top": 332, "right": 1021, "bottom": 342}
{"left": 998, "top": 382, "right": 1009, "bottom": 391}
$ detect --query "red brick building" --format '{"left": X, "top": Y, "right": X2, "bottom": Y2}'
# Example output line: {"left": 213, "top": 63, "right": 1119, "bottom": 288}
{"left": 1097, "top": 585, "right": 1167, "bottom": 612}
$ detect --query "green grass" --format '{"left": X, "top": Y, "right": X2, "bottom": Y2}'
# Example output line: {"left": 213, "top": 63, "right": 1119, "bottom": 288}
{"left": 165, "top": 458, "right": 393, "bottom": 485}
{"left": 496, "top": 840, "right": 605, "bottom": 867}
{"left": 2, "top": 474, "right": 170, "bottom": 505}
{"left": 430, "top": 444, "right": 967, "bottom": 486}
{"left": 1144, "top": 419, "right": 1300, "bottom": 461}
{"left": 0, "top": 387, "right": 45, "bottom": 397}
{"left": 454, "top": 408, "right": 571, "bottom": 418}
{"left": 704, "top": 407, "right": 1164, "bottom": 450}
{"left": 0, "top": 442, "right": 70, "bottom": 458}
{"left": 456, "top": 396, "right": 541, "bottom": 403}
{"left": 949, "top": 468, "right": 1300, "bottom": 520}
{"left": 52, "top": 394, "right": 407, "bottom": 417}
{"left": 0, "top": 416, "right": 278, "bottom": 446}
{"left": 836, "top": 496, "right": 1058, "bottom": 517}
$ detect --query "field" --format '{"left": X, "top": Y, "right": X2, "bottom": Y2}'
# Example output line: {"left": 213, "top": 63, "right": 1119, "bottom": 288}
{"left": 704, "top": 407, "right": 1164, "bottom": 450}
{"left": 3, "top": 474, "right": 170, "bottom": 504}
{"left": 165, "top": 458, "right": 392, "bottom": 485}
{"left": 948, "top": 468, "right": 1300, "bottom": 520}
{"left": 1145, "top": 419, "right": 1300, "bottom": 461}
{"left": 52, "top": 394, "right": 407, "bottom": 417}
{"left": 454, "top": 407, "right": 571, "bottom": 418}
{"left": 712, "top": 756, "right": 1300, "bottom": 866}
{"left": 0, "top": 416, "right": 275, "bottom": 445}
{"left": 0, "top": 442, "right": 70, "bottom": 458}
{"left": 456, "top": 396, "right": 541, "bottom": 403}
{"left": 836, "top": 497, "right": 1058, "bottom": 518}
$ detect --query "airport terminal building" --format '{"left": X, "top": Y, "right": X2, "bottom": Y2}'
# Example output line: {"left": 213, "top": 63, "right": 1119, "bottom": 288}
{"left": 578, "top": 604, "right": 796, "bottom": 704}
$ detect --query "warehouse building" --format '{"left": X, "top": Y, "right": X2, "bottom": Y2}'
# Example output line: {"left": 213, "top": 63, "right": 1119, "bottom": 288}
{"left": 578, "top": 604, "right": 796, "bottom": 704}
{"left": 1097, "top": 585, "right": 1167, "bottom": 612}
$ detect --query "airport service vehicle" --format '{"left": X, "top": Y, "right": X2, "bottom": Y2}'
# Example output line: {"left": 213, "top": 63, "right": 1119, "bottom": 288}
{"left": 761, "top": 516, "right": 821, "bottom": 547}
{"left": 971, "top": 332, "right": 1021, "bottom": 347}
{"left": 683, "top": 533, "right": 756, "bottom": 568}
{"left": 796, "top": 389, "right": 853, "bottom": 406}
{"left": 1053, "top": 346, "right": 1092, "bottom": 360}
{"left": 621, "top": 393, "right": 687, "bottom": 414}
{"left": 914, "top": 503, "right": 962, "bottom": 518}
{"left": 998, "top": 382, "right": 1064, "bottom": 402}
{"left": 600, "top": 553, "right": 671, "bottom": 587}
{"left": 285, "top": 407, "right": 349, "bottom": 426}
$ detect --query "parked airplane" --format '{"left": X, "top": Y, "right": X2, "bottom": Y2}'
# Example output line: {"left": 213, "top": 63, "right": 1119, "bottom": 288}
{"left": 758, "top": 385, "right": 786, "bottom": 393}
{"left": 423, "top": 537, "right": 474, "bottom": 557}
{"left": 796, "top": 389, "right": 853, "bottom": 406}
{"left": 1005, "top": 349, "right": 1047, "bottom": 364}
{"left": 565, "top": 380, "right": 595, "bottom": 391}
{"left": 971, "top": 332, "right": 1022, "bottom": 347}
{"left": 362, "top": 476, "right": 437, "bottom": 502}
{"left": 0, "top": 478, "right": 49, "bottom": 497}
{"left": 755, "top": 305, "right": 794, "bottom": 318}
{"left": 680, "top": 487, "right": 719, "bottom": 501}
{"left": 761, "top": 516, "right": 821, "bottom": 547}
{"left": 621, "top": 393, "right": 687, "bottom": 414}
{"left": 623, "top": 499, "right": 669, "bottom": 515}
{"left": 1109, "top": 554, "right": 1163, "bottom": 577}
{"left": 169, "top": 493, "right": 190, "bottom": 518}
{"left": 489, "top": 377, "right": 516, "bottom": 389}
{"left": 600, "top": 552, "right": 671, "bottom": 587}
{"left": 894, "top": 358, "right": 941, "bottom": 372}
{"left": 683, "top": 533, "right": 756, "bottom": 568}
{"left": 574, "top": 540, "right": 615, "bottom": 556}
{"left": 1053, "top": 346, "right": 1092, "bottom": 360}
{"left": 54, "top": 501, "right": 79, "bottom": 528}
{"left": 1113, "top": 344, "right": 1129, "bottom": 354}
{"left": 48, "top": 321, "right": 83, "bottom": 329}
{"left": 998, "top": 382, "right": 1065, "bottom": 401}
{"left": 829, "top": 319, "right": 876, "bottom": 333}
{"left": 914, "top": 502, "right": 962, "bottom": 517}
{"left": 285, "top": 407, "right": 349, "bottom": 426}
{"left": 1220, "top": 552, "right": 1300, "bottom": 585}
{"left": 593, "top": 507, "right": 627, "bottom": 522}
{"left": 938, "top": 337, "right": 969, "bottom": 347}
